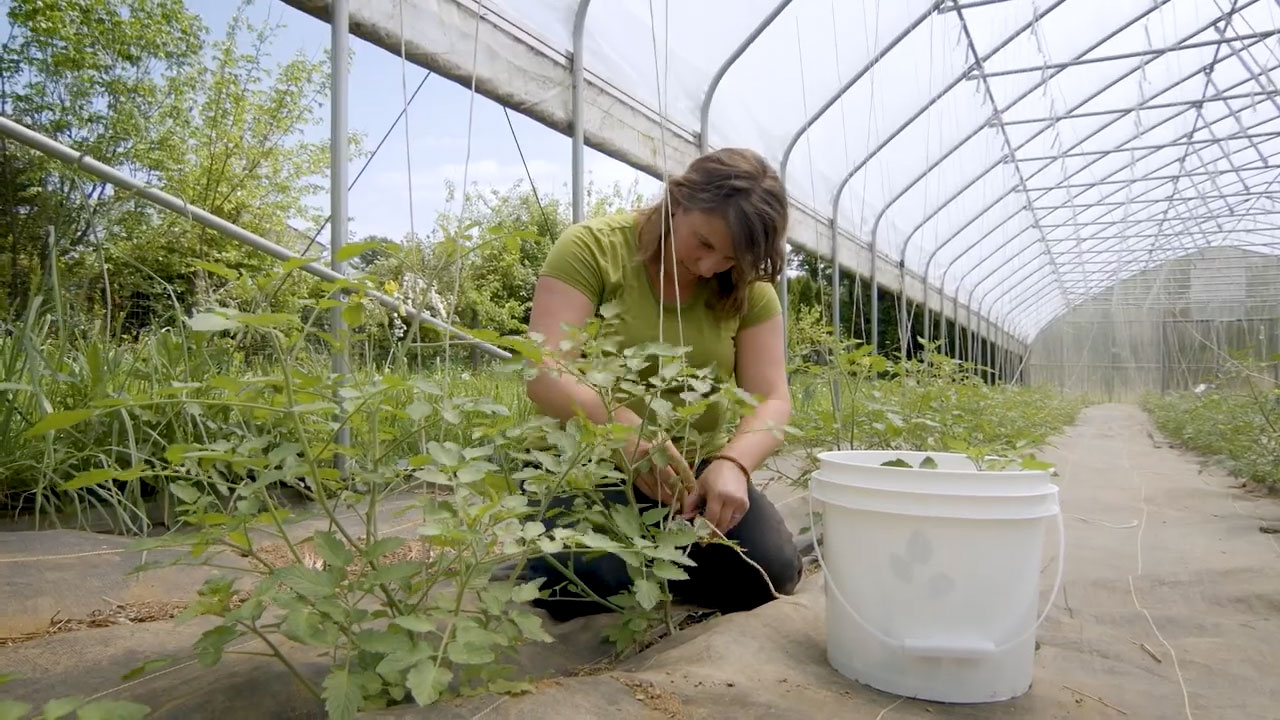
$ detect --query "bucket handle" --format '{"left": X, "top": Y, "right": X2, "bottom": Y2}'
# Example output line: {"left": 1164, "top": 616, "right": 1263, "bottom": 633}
{"left": 807, "top": 490, "right": 1065, "bottom": 659}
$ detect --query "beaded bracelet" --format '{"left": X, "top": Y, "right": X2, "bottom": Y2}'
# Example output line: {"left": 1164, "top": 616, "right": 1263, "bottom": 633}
{"left": 707, "top": 453, "right": 752, "bottom": 481}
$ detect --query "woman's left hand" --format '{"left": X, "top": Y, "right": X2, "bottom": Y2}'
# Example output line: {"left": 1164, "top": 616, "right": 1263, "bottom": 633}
{"left": 681, "top": 458, "right": 750, "bottom": 534}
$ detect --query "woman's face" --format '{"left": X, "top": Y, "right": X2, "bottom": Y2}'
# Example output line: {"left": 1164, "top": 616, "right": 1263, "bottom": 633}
{"left": 671, "top": 208, "right": 737, "bottom": 280}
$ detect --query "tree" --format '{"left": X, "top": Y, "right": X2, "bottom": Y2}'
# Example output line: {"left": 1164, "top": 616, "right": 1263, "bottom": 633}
{"left": 0, "top": 0, "right": 352, "bottom": 327}
{"left": 0, "top": 0, "right": 205, "bottom": 319}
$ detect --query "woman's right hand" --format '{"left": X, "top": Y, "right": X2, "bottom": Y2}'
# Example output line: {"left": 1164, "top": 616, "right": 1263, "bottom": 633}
{"left": 625, "top": 436, "right": 695, "bottom": 505}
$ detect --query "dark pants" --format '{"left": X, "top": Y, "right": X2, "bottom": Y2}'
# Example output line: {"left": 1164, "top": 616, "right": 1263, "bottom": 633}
{"left": 521, "top": 462, "right": 804, "bottom": 622}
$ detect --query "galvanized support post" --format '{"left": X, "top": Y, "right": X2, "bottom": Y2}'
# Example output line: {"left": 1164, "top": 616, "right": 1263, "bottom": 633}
{"left": 571, "top": 0, "right": 592, "bottom": 224}
{"left": 331, "top": 0, "right": 351, "bottom": 472}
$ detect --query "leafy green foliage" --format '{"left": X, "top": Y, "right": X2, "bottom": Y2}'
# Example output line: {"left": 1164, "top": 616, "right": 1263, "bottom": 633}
{"left": 0, "top": 0, "right": 341, "bottom": 325}
{"left": 774, "top": 337, "right": 1082, "bottom": 485}
{"left": 1142, "top": 354, "right": 1280, "bottom": 487}
{"left": 43, "top": 254, "right": 748, "bottom": 713}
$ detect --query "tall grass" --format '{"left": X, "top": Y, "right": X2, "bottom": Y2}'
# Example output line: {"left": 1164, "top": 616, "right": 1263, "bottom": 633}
{"left": 0, "top": 292, "right": 530, "bottom": 532}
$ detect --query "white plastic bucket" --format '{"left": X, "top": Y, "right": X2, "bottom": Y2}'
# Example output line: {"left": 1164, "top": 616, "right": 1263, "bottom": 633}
{"left": 809, "top": 450, "right": 1064, "bottom": 705}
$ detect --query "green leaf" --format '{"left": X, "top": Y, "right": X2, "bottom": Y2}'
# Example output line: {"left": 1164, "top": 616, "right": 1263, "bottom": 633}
{"left": 511, "top": 610, "right": 554, "bottom": 643}
{"left": 0, "top": 674, "right": 13, "bottom": 686}
{"left": 447, "top": 639, "right": 495, "bottom": 665}
{"left": 43, "top": 696, "right": 84, "bottom": 718}
{"left": 405, "top": 662, "right": 452, "bottom": 706}
{"left": 24, "top": 409, "right": 95, "bottom": 437}
{"left": 427, "top": 441, "right": 462, "bottom": 467}
{"left": 599, "top": 300, "right": 624, "bottom": 319}
{"left": 341, "top": 302, "right": 365, "bottom": 328}
{"left": 363, "top": 536, "right": 408, "bottom": 559}
{"left": 185, "top": 312, "right": 240, "bottom": 332}
{"left": 919, "top": 456, "right": 939, "bottom": 470}
{"left": 634, "top": 578, "right": 661, "bottom": 610}
{"left": 73, "top": 700, "right": 151, "bottom": 720}
{"left": 393, "top": 615, "right": 437, "bottom": 633}
{"left": 879, "top": 458, "right": 912, "bottom": 468}
{"left": 121, "top": 657, "right": 172, "bottom": 681}
{"left": 0, "top": 382, "right": 32, "bottom": 392}
{"left": 312, "top": 531, "right": 353, "bottom": 569}
{"left": 0, "top": 701, "right": 29, "bottom": 720}
{"left": 487, "top": 678, "right": 535, "bottom": 695}
{"left": 335, "top": 240, "right": 388, "bottom": 262}
{"left": 194, "top": 624, "right": 240, "bottom": 666}
{"left": 368, "top": 562, "right": 420, "bottom": 584}
{"left": 273, "top": 565, "right": 339, "bottom": 598}
{"left": 642, "top": 507, "right": 672, "bottom": 525}
{"left": 609, "top": 506, "right": 643, "bottom": 538}
{"left": 355, "top": 627, "right": 413, "bottom": 654}
{"left": 168, "top": 482, "right": 201, "bottom": 504}
{"left": 237, "top": 312, "right": 297, "bottom": 329}
{"left": 455, "top": 461, "right": 492, "bottom": 484}
{"left": 63, "top": 467, "right": 118, "bottom": 490}
{"left": 406, "top": 400, "right": 434, "bottom": 421}
{"left": 1019, "top": 457, "right": 1055, "bottom": 471}
{"left": 283, "top": 608, "right": 338, "bottom": 646}
{"left": 510, "top": 580, "right": 543, "bottom": 604}
{"left": 191, "top": 260, "right": 238, "bottom": 279}
{"left": 323, "top": 668, "right": 361, "bottom": 720}
{"left": 650, "top": 560, "right": 689, "bottom": 581}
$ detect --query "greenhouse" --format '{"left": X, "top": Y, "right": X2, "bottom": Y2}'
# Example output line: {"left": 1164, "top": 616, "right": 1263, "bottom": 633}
{"left": 3, "top": 0, "right": 1280, "bottom": 717}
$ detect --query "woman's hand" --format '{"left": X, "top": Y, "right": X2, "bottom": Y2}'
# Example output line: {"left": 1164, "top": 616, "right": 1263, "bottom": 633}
{"left": 681, "top": 457, "right": 750, "bottom": 533}
{"left": 626, "top": 436, "right": 695, "bottom": 505}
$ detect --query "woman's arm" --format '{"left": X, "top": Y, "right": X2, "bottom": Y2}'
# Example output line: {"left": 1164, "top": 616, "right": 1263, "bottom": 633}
{"left": 719, "top": 313, "right": 792, "bottom": 470}
{"left": 525, "top": 275, "right": 693, "bottom": 502}
{"left": 681, "top": 312, "right": 791, "bottom": 532}
{"left": 525, "top": 275, "right": 636, "bottom": 426}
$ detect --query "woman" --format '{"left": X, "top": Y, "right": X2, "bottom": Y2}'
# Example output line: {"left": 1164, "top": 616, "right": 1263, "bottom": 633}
{"left": 522, "top": 147, "right": 803, "bottom": 621}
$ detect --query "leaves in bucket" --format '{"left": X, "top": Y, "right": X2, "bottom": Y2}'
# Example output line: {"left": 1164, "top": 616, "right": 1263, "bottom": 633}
{"left": 880, "top": 458, "right": 912, "bottom": 468}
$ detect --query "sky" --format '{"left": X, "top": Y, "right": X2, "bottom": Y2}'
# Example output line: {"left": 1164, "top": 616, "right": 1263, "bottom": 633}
{"left": 187, "top": 0, "right": 659, "bottom": 244}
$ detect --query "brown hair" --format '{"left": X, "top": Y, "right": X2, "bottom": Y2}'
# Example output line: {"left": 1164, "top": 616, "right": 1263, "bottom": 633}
{"left": 635, "top": 147, "right": 788, "bottom": 318}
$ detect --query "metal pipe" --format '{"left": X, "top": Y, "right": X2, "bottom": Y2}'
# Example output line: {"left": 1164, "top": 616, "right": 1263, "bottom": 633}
{"left": 998, "top": 90, "right": 1274, "bottom": 126}
{"left": 859, "top": 0, "right": 1176, "bottom": 350}
{"left": 1036, "top": 191, "right": 1280, "bottom": 208}
{"left": 1016, "top": 131, "right": 1280, "bottom": 162}
{"left": 0, "top": 116, "right": 513, "bottom": 360}
{"left": 699, "top": 0, "right": 794, "bottom": 154}
{"left": 1043, "top": 228, "right": 1280, "bottom": 242}
{"left": 947, "top": 5, "right": 1258, "bottom": 346}
{"left": 825, "top": 0, "right": 1070, "bottom": 351}
{"left": 1040, "top": 211, "right": 1280, "bottom": 227}
{"left": 1023, "top": 167, "right": 1277, "bottom": 191}
{"left": 930, "top": 3, "right": 1064, "bottom": 362}
{"left": 571, "top": 0, "right": 592, "bottom": 224}
{"left": 1029, "top": 135, "right": 1280, "bottom": 278}
{"left": 1044, "top": 241, "right": 1280, "bottom": 256}
{"left": 331, "top": 0, "right": 352, "bottom": 471}
{"left": 923, "top": 17, "right": 1274, "bottom": 326}
{"left": 932, "top": 57, "right": 1280, "bottom": 320}
{"left": 772, "top": 1, "right": 944, "bottom": 353}
{"left": 970, "top": 29, "right": 1280, "bottom": 79}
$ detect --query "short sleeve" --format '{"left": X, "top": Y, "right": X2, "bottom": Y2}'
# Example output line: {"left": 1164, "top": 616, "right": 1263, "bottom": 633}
{"left": 741, "top": 281, "right": 781, "bottom": 328}
{"left": 540, "top": 224, "right": 605, "bottom": 306}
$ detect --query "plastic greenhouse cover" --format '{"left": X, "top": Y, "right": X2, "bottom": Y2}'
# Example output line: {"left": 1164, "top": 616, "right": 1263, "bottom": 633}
{"left": 480, "top": 0, "right": 1280, "bottom": 341}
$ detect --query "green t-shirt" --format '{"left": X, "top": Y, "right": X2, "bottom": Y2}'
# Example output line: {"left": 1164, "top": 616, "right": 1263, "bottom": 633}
{"left": 538, "top": 212, "right": 781, "bottom": 457}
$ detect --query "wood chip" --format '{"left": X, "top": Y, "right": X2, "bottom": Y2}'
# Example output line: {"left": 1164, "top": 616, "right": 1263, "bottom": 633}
{"left": 1128, "top": 638, "right": 1163, "bottom": 663}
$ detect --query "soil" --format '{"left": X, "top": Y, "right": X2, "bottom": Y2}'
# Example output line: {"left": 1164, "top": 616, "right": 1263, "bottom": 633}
{"left": 615, "top": 676, "right": 686, "bottom": 719}
{"left": 0, "top": 598, "right": 189, "bottom": 646}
